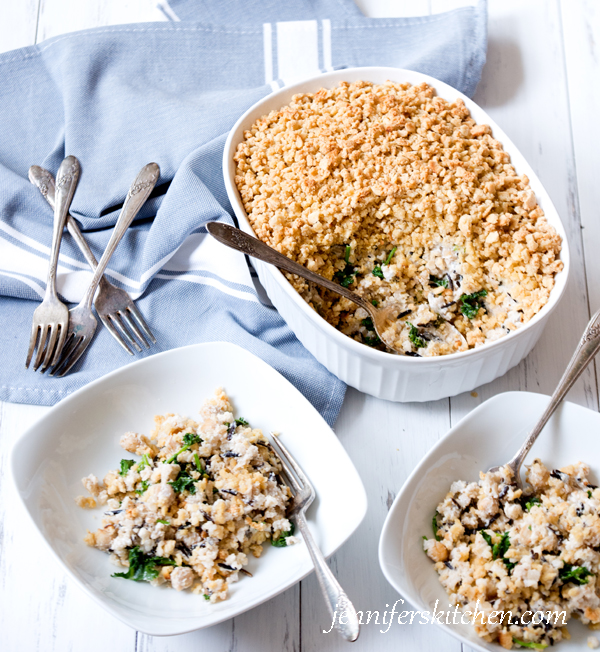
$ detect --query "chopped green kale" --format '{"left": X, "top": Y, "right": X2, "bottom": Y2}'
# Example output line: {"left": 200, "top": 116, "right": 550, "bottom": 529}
{"left": 384, "top": 247, "right": 397, "bottom": 266}
{"left": 480, "top": 530, "right": 516, "bottom": 572}
{"left": 512, "top": 639, "right": 548, "bottom": 650}
{"left": 119, "top": 459, "right": 135, "bottom": 476}
{"left": 112, "top": 546, "right": 176, "bottom": 582}
{"left": 334, "top": 245, "right": 357, "bottom": 287}
{"left": 407, "top": 322, "right": 426, "bottom": 348}
{"left": 459, "top": 290, "right": 488, "bottom": 319}
{"left": 361, "top": 317, "right": 381, "bottom": 347}
{"left": 165, "top": 433, "right": 203, "bottom": 464}
{"left": 480, "top": 530, "right": 493, "bottom": 547}
{"left": 271, "top": 521, "right": 295, "bottom": 547}
{"left": 169, "top": 471, "right": 197, "bottom": 494}
{"left": 559, "top": 562, "right": 592, "bottom": 585}
{"left": 429, "top": 275, "right": 449, "bottom": 288}
{"left": 137, "top": 454, "right": 152, "bottom": 472}
{"left": 135, "top": 480, "right": 149, "bottom": 495}
{"left": 372, "top": 246, "right": 397, "bottom": 279}
{"left": 432, "top": 513, "right": 441, "bottom": 541}
{"left": 362, "top": 317, "right": 374, "bottom": 330}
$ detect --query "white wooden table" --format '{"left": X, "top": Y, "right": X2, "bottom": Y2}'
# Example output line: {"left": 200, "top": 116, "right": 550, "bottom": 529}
{"left": 1, "top": 1, "right": 599, "bottom": 650}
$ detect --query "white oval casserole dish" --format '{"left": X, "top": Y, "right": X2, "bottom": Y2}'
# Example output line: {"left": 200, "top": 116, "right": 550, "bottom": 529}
{"left": 222, "top": 67, "right": 570, "bottom": 402}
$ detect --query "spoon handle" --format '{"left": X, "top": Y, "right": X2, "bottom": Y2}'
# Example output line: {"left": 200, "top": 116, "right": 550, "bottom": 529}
{"left": 509, "top": 308, "right": 600, "bottom": 474}
{"left": 205, "top": 222, "right": 373, "bottom": 313}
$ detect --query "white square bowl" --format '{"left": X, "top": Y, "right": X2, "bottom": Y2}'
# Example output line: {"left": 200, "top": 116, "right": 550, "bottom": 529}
{"left": 11, "top": 341, "right": 367, "bottom": 636}
{"left": 379, "top": 391, "right": 600, "bottom": 651}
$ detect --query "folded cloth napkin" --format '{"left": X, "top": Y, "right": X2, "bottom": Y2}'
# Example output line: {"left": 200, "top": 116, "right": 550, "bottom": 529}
{"left": 0, "top": 0, "right": 487, "bottom": 425}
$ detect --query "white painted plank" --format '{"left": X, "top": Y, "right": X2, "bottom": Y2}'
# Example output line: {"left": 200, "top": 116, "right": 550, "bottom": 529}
{"left": 0, "top": 0, "right": 39, "bottom": 53}
{"left": 300, "top": 389, "right": 459, "bottom": 651}
{"left": 450, "top": 1, "right": 596, "bottom": 647}
{"left": 36, "top": 0, "right": 165, "bottom": 43}
{"left": 354, "top": 0, "right": 431, "bottom": 17}
{"left": 430, "top": 0, "right": 478, "bottom": 10}
{"left": 0, "top": 402, "right": 136, "bottom": 652}
{"left": 561, "top": 1, "right": 600, "bottom": 317}
{"left": 355, "top": 0, "right": 478, "bottom": 18}
{"left": 450, "top": 0, "right": 598, "bottom": 430}
{"left": 137, "top": 586, "right": 299, "bottom": 652}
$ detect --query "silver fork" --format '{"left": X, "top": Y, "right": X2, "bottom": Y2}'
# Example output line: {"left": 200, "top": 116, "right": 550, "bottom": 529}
{"left": 49, "top": 163, "right": 160, "bottom": 377}
{"left": 268, "top": 436, "right": 360, "bottom": 642}
{"left": 28, "top": 165, "right": 156, "bottom": 355}
{"left": 25, "top": 156, "right": 80, "bottom": 372}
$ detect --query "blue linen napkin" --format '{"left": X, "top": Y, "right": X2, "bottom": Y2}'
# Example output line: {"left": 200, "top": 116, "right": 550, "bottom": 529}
{"left": 0, "top": 0, "right": 487, "bottom": 425}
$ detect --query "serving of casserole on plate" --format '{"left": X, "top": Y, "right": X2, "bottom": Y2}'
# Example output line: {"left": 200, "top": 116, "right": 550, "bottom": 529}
{"left": 11, "top": 342, "right": 367, "bottom": 636}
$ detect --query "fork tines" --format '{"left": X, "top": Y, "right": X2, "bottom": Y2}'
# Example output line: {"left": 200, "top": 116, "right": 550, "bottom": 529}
{"left": 45, "top": 302, "right": 156, "bottom": 377}
{"left": 267, "top": 436, "right": 316, "bottom": 509}
{"left": 49, "top": 332, "right": 90, "bottom": 377}
{"left": 26, "top": 155, "right": 80, "bottom": 372}
{"left": 100, "top": 305, "right": 156, "bottom": 355}
{"left": 26, "top": 320, "right": 67, "bottom": 372}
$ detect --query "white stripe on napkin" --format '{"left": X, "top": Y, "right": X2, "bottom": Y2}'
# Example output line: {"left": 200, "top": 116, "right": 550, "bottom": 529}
{"left": 0, "top": 220, "right": 149, "bottom": 295}
{"left": 0, "top": 228, "right": 145, "bottom": 300}
{"left": 0, "top": 237, "right": 136, "bottom": 301}
{"left": 276, "top": 20, "right": 320, "bottom": 85}
{"left": 322, "top": 19, "right": 333, "bottom": 72}
{"left": 161, "top": 232, "right": 255, "bottom": 289}
{"left": 0, "top": 224, "right": 257, "bottom": 304}
{"left": 0, "top": 270, "right": 45, "bottom": 298}
{"left": 154, "top": 272, "right": 260, "bottom": 304}
{"left": 0, "top": 237, "right": 81, "bottom": 290}
{"left": 263, "top": 23, "right": 274, "bottom": 87}
{"left": 0, "top": 220, "right": 88, "bottom": 271}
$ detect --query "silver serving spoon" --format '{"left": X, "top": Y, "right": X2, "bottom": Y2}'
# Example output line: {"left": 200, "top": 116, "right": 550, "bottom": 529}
{"left": 206, "top": 222, "right": 404, "bottom": 354}
{"left": 489, "top": 308, "right": 600, "bottom": 488}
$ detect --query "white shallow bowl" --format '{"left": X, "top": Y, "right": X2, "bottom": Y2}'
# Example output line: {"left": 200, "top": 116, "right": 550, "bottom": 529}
{"left": 10, "top": 342, "right": 367, "bottom": 636}
{"left": 223, "top": 67, "right": 570, "bottom": 402}
{"left": 379, "top": 391, "right": 599, "bottom": 651}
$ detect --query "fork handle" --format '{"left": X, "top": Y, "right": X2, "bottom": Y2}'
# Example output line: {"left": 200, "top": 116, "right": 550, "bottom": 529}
{"left": 205, "top": 222, "right": 374, "bottom": 315}
{"left": 81, "top": 163, "right": 159, "bottom": 309}
{"left": 295, "top": 511, "right": 360, "bottom": 642}
{"left": 507, "top": 307, "right": 600, "bottom": 479}
{"left": 47, "top": 156, "right": 80, "bottom": 296}
{"left": 29, "top": 166, "right": 102, "bottom": 273}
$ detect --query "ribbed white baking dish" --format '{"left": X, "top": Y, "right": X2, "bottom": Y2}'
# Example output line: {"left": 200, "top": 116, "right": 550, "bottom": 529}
{"left": 222, "top": 67, "right": 570, "bottom": 402}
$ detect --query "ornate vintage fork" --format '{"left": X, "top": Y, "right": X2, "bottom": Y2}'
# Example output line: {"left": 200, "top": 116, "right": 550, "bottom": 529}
{"left": 25, "top": 155, "right": 80, "bottom": 372}
{"left": 49, "top": 163, "right": 160, "bottom": 377}
{"left": 206, "top": 222, "right": 404, "bottom": 354}
{"left": 268, "top": 436, "right": 360, "bottom": 642}
{"left": 29, "top": 165, "right": 156, "bottom": 354}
